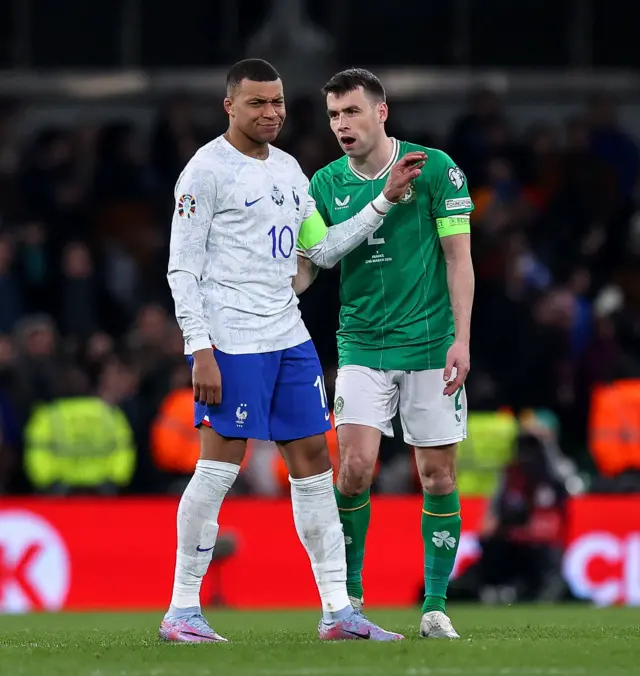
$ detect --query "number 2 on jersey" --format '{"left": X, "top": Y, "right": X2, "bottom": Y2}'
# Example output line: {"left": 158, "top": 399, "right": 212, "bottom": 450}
{"left": 367, "top": 228, "right": 385, "bottom": 246}
{"left": 268, "top": 225, "right": 294, "bottom": 258}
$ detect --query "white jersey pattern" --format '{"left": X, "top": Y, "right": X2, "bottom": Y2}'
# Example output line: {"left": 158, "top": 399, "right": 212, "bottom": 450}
{"left": 168, "top": 135, "right": 390, "bottom": 356}
{"left": 168, "top": 135, "right": 316, "bottom": 355}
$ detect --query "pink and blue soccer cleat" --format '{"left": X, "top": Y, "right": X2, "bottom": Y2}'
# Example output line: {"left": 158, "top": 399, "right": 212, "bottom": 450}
{"left": 318, "top": 610, "right": 404, "bottom": 641}
{"left": 159, "top": 610, "right": 228, "bottom": 643}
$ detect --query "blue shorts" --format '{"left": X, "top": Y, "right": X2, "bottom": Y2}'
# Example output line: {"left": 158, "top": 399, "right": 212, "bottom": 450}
{"left": 187, "top": 340, "right": 331, "bottom": 442}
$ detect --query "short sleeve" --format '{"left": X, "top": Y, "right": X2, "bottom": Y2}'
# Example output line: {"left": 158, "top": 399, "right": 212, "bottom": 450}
{"left": 430, "top": 151, "right": 475, "bottom": 220}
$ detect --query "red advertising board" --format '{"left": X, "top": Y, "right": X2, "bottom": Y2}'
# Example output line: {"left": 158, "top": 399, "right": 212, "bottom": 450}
{"left": 1, "top": 496, "right": 639, "bottom": 612}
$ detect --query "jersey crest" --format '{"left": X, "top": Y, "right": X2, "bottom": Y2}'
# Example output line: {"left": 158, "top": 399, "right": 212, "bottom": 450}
{"left": 399, "top": 182, "right": 416, "bottom": 204}
{"left": 271, "top": 184, "right": 285, "bottom": 206}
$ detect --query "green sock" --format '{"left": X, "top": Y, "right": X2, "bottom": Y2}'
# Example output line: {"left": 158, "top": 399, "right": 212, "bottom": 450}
{"left": 334, "top": 487, "right": 371, "bottom": 601}
{"left": 421, "top": 490, "right": 462, "bottom": 614}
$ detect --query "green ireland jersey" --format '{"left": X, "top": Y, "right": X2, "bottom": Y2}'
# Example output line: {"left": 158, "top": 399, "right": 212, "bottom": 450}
{"left": 309, "top": 138, "right": 474, "bottom": 371}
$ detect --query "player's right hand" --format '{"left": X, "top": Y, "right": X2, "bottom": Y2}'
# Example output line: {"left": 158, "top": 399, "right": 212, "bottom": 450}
{"left": 383, "top": 151, "right": 426, "bottom": 203}
{"left": 192, "top": 349, "right": 222, "bottom": 405}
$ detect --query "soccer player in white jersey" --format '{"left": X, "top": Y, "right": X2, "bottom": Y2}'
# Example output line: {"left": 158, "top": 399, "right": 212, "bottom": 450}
{"left": 160, "top": 58, "right": 424, "bottom": 643}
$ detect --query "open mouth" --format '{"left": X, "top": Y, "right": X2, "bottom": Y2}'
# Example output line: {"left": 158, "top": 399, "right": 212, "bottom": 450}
{"left": 340, "top": 136, "right": 356, "bottom": 149}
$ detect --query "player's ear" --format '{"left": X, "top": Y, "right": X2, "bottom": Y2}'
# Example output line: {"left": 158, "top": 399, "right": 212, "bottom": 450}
{"left": 378, "top": 102, "right": 389, "bottom": 124}
{"left": 224, "top": 97, "right": 234, "bottom": 117}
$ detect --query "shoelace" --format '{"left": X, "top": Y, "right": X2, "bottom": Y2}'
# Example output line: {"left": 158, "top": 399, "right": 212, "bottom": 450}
{"left": 175, "top": 613, "right": 214, "bottom": 635}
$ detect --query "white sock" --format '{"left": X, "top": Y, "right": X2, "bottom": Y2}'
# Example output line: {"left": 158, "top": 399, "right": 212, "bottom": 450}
{"left": 169, "top": 459, "right": 240, "bottom": 610}
{"left": 289, "top": 469, "right": 351, "bottom": 615}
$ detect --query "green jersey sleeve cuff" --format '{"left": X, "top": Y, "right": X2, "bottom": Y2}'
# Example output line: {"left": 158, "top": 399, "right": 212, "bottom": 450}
{"left": 297, "top": 209, "right": 328, "bottom": 250}
{"left": 436, "top": 215, "right": 471, "bottom": 238}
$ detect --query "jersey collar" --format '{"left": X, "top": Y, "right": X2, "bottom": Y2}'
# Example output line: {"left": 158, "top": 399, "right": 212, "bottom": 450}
{"left": 347, "top": 138, "right": 399, "bottom": 181}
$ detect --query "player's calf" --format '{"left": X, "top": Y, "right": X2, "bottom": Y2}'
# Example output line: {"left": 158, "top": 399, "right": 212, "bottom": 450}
{"left": 334, "top": 423, "right": 380, "bottom": 605}
{"left": 415, "top": 444, "right": 461, "bottom": 627}
{"left": 162, "top": 428, "right": 245, "bottom": 642}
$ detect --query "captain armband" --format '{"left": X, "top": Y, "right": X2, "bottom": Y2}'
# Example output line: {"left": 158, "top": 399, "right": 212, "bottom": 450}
{"left": 297, "top": 209, "right": 328, "bottom": 250}
{"left": 436, "top": 215, "right": 471, "bottom": 238}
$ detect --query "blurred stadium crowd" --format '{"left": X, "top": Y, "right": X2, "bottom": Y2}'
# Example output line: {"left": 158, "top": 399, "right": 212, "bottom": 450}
{"left": 0, "top": 89, "right": 639, "bottom": 497}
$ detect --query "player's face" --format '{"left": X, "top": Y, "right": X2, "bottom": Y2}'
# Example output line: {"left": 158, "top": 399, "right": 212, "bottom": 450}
{"left": 225, "top": 79, "right": 286, "bottom": 144}
{"left": 326, "top": 88, "right": 387, "bottom": 158}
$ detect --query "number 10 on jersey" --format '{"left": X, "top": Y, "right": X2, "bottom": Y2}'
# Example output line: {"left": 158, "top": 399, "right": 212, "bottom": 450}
{"left": 268, "top": 225, "right": 294, "bottom": 259}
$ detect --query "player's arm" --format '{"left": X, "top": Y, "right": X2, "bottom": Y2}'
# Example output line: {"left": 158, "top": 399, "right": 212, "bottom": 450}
{"left": 431, "top": 152, "right": 475, "bottom": 396}
{"left": 167, "top": 165, "right": 222, "bottom": 405}
{"left": 291, "top": 171, "right": 331, "bottom": 293}
{"left": 440, "top": 227, "right": 474, "bottom": 351}
{"left": 292, "top": 253, "right": 319, "bottom": 295}
{"left": 297, "top": 152, "right": 425, "bottom": 269}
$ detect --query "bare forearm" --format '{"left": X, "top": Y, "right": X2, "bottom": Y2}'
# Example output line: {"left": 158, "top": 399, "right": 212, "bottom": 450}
{"left": 292, "top": 255, "right": 319, "bottom": 295}
{"left": 445, "top": 250, "right": 474, "bottom": 345}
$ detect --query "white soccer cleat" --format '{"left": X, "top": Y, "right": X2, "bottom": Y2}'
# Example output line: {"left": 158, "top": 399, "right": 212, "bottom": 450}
{"left": 419, "top": 611, "right": 460, "bottom": 639}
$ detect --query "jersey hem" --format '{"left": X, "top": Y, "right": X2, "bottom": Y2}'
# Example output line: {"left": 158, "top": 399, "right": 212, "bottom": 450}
{"left": 337, "top": 353, "right": 449, "bottom": 371}
{"left": 183, "top": 325, "right": 311, "bottom": 355}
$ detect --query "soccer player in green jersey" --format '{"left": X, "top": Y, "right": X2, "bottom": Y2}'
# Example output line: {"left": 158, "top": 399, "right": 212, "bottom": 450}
{"left": 295, "top": 68, "right": 474, "bottom": 638}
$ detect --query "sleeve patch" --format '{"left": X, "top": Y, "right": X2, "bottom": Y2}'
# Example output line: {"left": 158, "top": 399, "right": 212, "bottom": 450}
{"left": 445, "top": 197, "right": 473, "bottom": 211}
{"left": 436, "top": 215, "right": 471, "bottom": 237}
{"left": 447, "top": 166, "right": 466, "bottom": 191}
{"left": 177, "top": 194, "right": 197, "bottom": 218}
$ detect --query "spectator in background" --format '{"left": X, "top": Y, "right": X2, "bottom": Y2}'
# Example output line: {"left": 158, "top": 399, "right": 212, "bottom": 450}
{"left": 588, "top": 93, "right": 640, "bottom": 202}
{"left": 150, "top": 360, "right": 199, "bottom": 493}
{"left": 15, "top": 221, "right": 52, "bottom": 315}
{"left": 478, "top": 419, "right": 571, "bottom": 604}
{"left": 127, "top": 303, "right": 171, "bottom": 376}
{"left": 0, "top": 386, "right": 20, "bottom": 494}
{"left": 0, "top": 333, "right": 31, "bottom": 431}
{"left": 80, "top": 331, "right": 116, "bottom": 384}
{"left": 448, "top": 88, "right": 504, "bottom": 186}
{"left": 58, "top": 241, "right": 101, "bottom": 340}
{"left": 23, "top": 364, "right": 136, "bottom": 495}
{"left": 151, "top": 97, "right": 201, "bottom": 194}
{"left": 20, "top": 128, "right": 87, "bottom": 241}
{"left": 15, "top": 314, "right": 63, "bottom": 407}
{"left": 94, "top": 122, "right": 156, "bottom": 202}
{"left": 0, "top": 233, "right": 23, "bottom": 333}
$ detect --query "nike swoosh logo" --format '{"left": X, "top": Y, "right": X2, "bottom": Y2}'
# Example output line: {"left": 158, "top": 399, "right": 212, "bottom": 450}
{"left": 196, "top": 545, "right": 214, "bottom": 552}
{"left": 245, "top": 197, "right": 263, "bottom": 207}
{"left": 325, "top": 412, "right": 330, "bottom": 421}
{"left": 343, "top": 628, "right": 370, "bottom": 639}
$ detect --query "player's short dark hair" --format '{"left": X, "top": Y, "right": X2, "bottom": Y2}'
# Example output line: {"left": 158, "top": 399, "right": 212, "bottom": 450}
{"left": 226, "top": 58, "right": 281, "bottom": 92}
{"left": 321, "top": 68, "right": 386, "bottom": 102}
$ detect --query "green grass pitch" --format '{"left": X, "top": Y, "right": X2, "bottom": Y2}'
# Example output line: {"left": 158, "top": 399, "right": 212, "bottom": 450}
{"left": 0, "top": 605, "right": 638, "bottom": 675}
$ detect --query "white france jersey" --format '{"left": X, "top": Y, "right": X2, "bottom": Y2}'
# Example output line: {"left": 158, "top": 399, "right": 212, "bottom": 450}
{"left": 168, "top": 135, "right": 316, "bottom": 355}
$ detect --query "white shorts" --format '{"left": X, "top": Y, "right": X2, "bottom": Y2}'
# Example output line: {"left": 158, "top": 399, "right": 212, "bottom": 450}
{"left": 334, "top": 365, "right": 467, "bottom": 447}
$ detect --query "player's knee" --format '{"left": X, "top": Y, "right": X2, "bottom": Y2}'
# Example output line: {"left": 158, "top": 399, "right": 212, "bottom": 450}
{"left": 416, "top": 444, "right": 457, "bottom": 495}
{"left": 337, "top": 451, "right": 375, "bottom": 496}
{"left": 279, "top": 434, "right": 331, "bottom": 479}
{"left": 421, "top": 470, "right": 456, "bottom": 495}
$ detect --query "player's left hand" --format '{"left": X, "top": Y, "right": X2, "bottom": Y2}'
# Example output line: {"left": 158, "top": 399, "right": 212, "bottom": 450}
{"left": 443, "top": 340, "right": 470, "bottom": 396}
